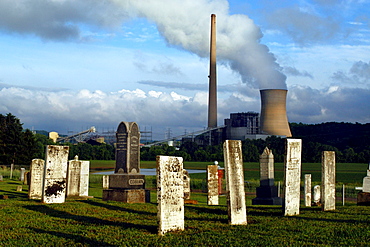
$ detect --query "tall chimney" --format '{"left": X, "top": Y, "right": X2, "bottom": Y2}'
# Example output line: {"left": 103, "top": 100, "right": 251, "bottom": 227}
{"left": 208, "top": 14, "right": 217, "bottom": 128}
{"left": 260, "top": 89, "right": 292, "bottom": 137}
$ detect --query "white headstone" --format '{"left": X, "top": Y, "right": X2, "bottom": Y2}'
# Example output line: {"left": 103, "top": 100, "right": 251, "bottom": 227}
{"left": 157, "top": 156, "right": 184, "bottom": 235}
{"left": 304, "top": 174, "right": 312, "bottom": 207}
{"left": 42, "top": 145, "right": 69, "bottom": 204}
{"left": 321, "top": 151, "right": 336, "bottom": 211}
{"left": 313, "top": 185, "right": 321, "bottom": 204}
{"left": 223, "top": 140, "right": 247, "bottom": 225}
{"left": 19, "top": 168, "right": 26, "bottom": 181}
{"left": 207, "top": 165, "right": 219, "bottom": 205}
{"left": 362, "top": 164, "right": 370, "bottom": 193}
{"left": 79, "top": 160, "right": 90, "bottom": 197}
{"left": 102, "top": 175, "right": 109, "bottom": 189}
{"left": 283, "top": 139, "right": 302, "bottom": 216}
{"left": 28, "top": 159, "right": 45, "bottom": 200}
{"left": 67, "top": 156, "right": 90, "bottom": 197}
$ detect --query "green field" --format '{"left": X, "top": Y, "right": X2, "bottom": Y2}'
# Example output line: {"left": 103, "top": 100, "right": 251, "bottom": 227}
{"left": 0, "top": 162, "right": 369, "bottom": 246}
{"left": 0, "top": 175, "right": 369, "bottom": 246}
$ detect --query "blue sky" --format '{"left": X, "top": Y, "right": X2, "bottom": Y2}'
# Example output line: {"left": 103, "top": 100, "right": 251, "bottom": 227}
{"left": 0, "top": 0, "right": 369, "bottom": 139}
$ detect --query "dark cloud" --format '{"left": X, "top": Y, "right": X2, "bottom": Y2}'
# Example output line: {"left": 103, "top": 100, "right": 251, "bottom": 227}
{"left": 266, "top": 6, "right": 340, "bottom": 45}
{"left": 284, "top": 66, "right": 314, "bottom": 79}
{"left": 332, "top": 60, "right": 370, "bottom": 86}
{"left": 0, "top": 0, "right": 127, "bottom": 41}
{"left": 288, "top": 85, "right": 370, "bottom": 123}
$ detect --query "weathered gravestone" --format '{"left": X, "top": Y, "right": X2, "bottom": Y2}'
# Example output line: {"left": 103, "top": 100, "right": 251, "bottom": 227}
{"left": 313, "top": 185, "right": 321, "bottom": 205}
{"left": 67, "top": 156, "right": 91, "bottom": 198}
{"left": 24, "top": 171, "right": 30, "bottom": 185}
{"left": 157, "top": 155, "right": 184, "bottom": 235}
{"left": 358, "top": 164, "right": 370, "bottom": 205}
{"left": 321, "top": 151, "right": 336, "bottom": 211}
{"left": 207, "top": 164, "right": 219, "bottom": 205}
{"left": 102, "top": 175, "right": 109, "bottom": 189}
{"left": 223, "top": 140, "right": 247, "bottom": 225}
{"left": 283, "top": 139, "right": 302, "bottom": 216}
{"left": 304, "top": 174, "right": 312, "bottom": 207}
{"left": 183, "top": 169, "right": 191, "bottom": 200}
{"left": 19, "top": 168, "right": 25, "bottom": 182}
{"left": 28, "top": 159, "right": 45, "bottom": 200}
{"left": 42, "top": 145, "right": 69, "bottom": 204}
{"left": 103, "top": 122, "right": 150, "bottom": 203}
{"left": 252, "top": 147, "right": 282, "bottom": 205}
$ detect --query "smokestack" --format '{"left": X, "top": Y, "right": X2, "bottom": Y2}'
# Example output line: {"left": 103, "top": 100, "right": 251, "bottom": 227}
{"left": 208, "top": 14, "right": 217, "bottom": 128}
{"left": 260, "top": 89, "right": 292, "bottom": 137}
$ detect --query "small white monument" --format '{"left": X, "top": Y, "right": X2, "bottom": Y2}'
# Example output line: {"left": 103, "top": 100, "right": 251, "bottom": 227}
{"left": 28, "top": 159, "right": 45, "bottom": 200}
{"left": 304, "top": 174, "right": 312, "bottom": 207}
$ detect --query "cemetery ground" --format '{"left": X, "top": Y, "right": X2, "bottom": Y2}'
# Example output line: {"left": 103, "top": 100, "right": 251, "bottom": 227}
{"left": 0, "top": 163, "right": 369, "bottom": 246}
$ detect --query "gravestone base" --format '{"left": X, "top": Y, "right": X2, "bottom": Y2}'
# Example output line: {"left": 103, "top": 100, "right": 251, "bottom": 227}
{"left": 252, "top": 186, "right": 282, "bottom": 205}
{"left": 66, "top": 195, "right": 94, "bottom": 200}
{"left": 108, "top": 174, "right": 146, "bottom": 189}
{"left": 102, "top": 189, "right": 150, "bottom": 203}
{"left": 357, "top": 192, "right": 370, "bottom": 206}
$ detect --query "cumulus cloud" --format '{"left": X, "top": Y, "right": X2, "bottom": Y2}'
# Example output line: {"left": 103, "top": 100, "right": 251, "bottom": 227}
{"left": 0, "top": 0, "right": 287, "bottom": 89}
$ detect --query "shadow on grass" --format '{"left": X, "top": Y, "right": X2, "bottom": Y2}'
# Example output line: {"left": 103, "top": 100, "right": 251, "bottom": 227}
{"left": 81, "top": 200, "right": 157, "bottom": 216}
{"left": 0, "top": 189, "right": 28, "bottom": 199}
{"left": 185, "top": 205, "right": 228, "bottom": 223}
{"left": 23, "top": 204, "right": 157, "bottom": 234}
{"left": 29, "top": 227, "right": 116, "bottom": 246}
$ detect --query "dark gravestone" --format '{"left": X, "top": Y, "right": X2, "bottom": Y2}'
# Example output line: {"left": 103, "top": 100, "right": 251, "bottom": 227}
{"left": 103, "top": 122, "right": 150, "bottom": 203}
{"left": 252, "top": 147, "right": 282, "bottom": 205}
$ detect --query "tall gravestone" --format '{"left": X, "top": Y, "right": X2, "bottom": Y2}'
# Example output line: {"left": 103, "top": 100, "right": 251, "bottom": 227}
{"left": 157, "top": 155, "right": 184, "bottom": 235}
{"left": 28, "top": 159, "right": 45, "bottom": 200}
{"left": 321, "top": 151, "right": 336, "bottom": 211}
{"left": 283, "top": 139, "right": 302, "bottom": 216}
{"left": 223, "top": 140, "right": 247, "bottom": 225}
{"left": 252, "top": 147, "right": 282, "bottom": 205}
{"left": 102, "top": 122, "right": 150, "bottom": 203}
{"left": 207, "top": 165, "right": 219, "bottom": 205}
{"left": 67, "top": 156, "right": 90, "bottom": 198}
{"left": 304, "top": 174, "right": 312, "bottom": 207}
{"left": 42, "top": 145, "right": 69, "bottom": 204}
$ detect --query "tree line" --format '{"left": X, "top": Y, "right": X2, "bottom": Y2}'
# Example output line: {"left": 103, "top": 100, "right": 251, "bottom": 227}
{"left": 0, "top": 113, "right": 369, "bottom": 167}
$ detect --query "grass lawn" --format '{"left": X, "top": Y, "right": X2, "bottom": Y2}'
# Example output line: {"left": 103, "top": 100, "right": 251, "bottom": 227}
{"left": 0, "top": 170, "right": 369, "bottom": 246}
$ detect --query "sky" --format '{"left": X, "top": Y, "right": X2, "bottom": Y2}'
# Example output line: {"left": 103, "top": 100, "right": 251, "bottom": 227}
{"left": 0, "top": 0, "right": 369, "bottom": 140}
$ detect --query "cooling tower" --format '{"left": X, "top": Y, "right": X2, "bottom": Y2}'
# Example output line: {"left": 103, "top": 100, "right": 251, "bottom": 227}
{"left": 260, "top": 89, "right": 292, "bottom": 137}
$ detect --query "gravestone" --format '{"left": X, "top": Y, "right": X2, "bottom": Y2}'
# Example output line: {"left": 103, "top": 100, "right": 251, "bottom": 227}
{"left": 283, "top": 139, "right": 302, "bottom": 216}
{"left": 357, "top": 164, "right": 370, "bottom": 205}
{"left": 0, "top": 175, "right": 3, "bottom": 181}
{"left": 223, "top": 140, "right": 247, "bottom": 225}
{"left": 102, "top": 175, "right": 109, "bottom": 189}
{"left": 313, "top": 185, "right": 321, "bottom": 205}
{"left": 157, "top": 155, "right": 184, "bottom": 235}
{"left": 42, "top": 145, "right": 69, "bottom": 204}
{"left": 16, "top": 185, "right": 22, "bottom": 191}
{"left": 183, "top": 169, "right": 191, "bottom": 200}
{"left": 252, "top": 147, "right": 282, "bottom": 205}
{"left": 207, "top": 165, "right": 219, "bottom": 205}
{"left": 23, "top": 171, "right": 30, "bottom": 185}
{"left": 304, "top": 174, "right": 312, "bottom": 207}
{"left": 321, "top": 151, "right": 336, "bottom": 211}
{"left": 103, "top": 122, "right": 150, "bottom": 203}
{"left": 67, "top": 156, "right": 91, "bottom": 198}
{"left": 19, "top": 168, "right": 26, "bottom": 181}
{"left": 28, "top": 159, "right": 45, "bottom": 200}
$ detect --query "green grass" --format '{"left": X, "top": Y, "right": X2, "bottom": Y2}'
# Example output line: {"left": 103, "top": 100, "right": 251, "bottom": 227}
{"left": 0, "top": 177, "right": 369, "bottom": 246}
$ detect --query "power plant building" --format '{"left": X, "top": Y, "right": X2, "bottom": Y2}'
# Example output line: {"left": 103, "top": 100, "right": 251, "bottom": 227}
{"left": 224, "top": 112, "right": 260, "bottom": 140}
